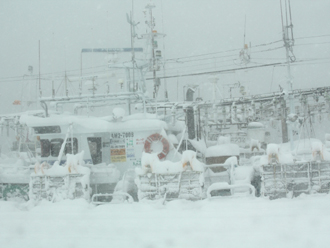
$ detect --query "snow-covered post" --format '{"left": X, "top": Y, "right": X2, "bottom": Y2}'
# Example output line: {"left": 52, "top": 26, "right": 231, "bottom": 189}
{"left": 57, "top": 123, "right": 72, "bottom": 163}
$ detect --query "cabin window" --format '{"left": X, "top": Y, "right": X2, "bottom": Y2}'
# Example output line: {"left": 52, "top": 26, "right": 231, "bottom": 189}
{"left": 40, "top": 139, "right": 51, "bottom": 157}
{"left": 87, "top": 137, "right": 102, "bottom": 165}
{"left": 33, "top": 126, "right": 61, "bottom": 134}
{"left": 65, "top": 138, "right": 78, "bottom": 155}
{"left": 50, "top": 139, "right": 64, "bottom": 157}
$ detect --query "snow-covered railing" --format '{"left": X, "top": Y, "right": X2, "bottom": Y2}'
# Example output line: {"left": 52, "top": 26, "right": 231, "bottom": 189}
{"left": 261, "top": 161, "right": 330, "bottom": 199}
{"left": 135, "top": 151, "right": 204, "bottom": 201}
{"left": 29, "top": 151, "right": 90, "bottom": 202}
{"left": 203, "top": 156, "right": 237, "bottom": 191}
{"left": 91, "top": 192, "right": 133, "bottom": 205}
{"left": 207, "top": 182, "right": 255, "bottom": 199}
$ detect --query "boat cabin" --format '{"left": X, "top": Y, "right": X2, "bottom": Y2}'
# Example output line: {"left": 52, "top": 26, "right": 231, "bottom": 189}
{"left": 20, "top": 113, "right": 168, "bottom": 175}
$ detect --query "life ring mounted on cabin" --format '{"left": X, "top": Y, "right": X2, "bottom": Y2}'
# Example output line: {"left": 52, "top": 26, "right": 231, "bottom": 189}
{"left": 144, "top": 133, "right": 170, "bottom": 160}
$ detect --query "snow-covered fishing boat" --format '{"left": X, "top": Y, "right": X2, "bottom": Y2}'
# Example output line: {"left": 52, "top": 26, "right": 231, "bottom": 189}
{"left": 18, "top": 109, "right": 178, "bottom": 201}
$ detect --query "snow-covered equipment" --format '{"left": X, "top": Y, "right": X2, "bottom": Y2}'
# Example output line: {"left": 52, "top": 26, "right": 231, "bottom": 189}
{"left": 247, "top": 122, "right": 265, "bottom": 143}
{"left": 267, "top": 144, "right": 280, "bottom": 164}
{"left": 312, "top": 142, "right": 324, "bottom": 161}
{"left": 261, "top": 143, "right": 330, "bottom": 199}
{"left": 325, "top": 133, "right": 330, "bottom": 151}
{"left": 207, "top": 182, "right": 255, "bottom": 199}
{"left": 91, "top": 192, "right": 133, "bottom": 205}
{"left": 29, "top": 152, "right": 90, "bottom": 202}
{"left": 205, "top": 142, "right": 240, "bottom": 164}
{"left": 204, "top": 156, "right": 255, "bottom": 198}
{"left": 0, "top": 159, "right": 31, "bottom": 201}
{"left": 135, "top": 151, "right": 204, "bottom": 201}
{"left": 250, "top": 139, "right": 260, "bottom": 152}
{"left": 261, "top": 161, "right": 330, "bottom": 199}
{"left": 91, "top": 169, "right": 136, "bottom": 204}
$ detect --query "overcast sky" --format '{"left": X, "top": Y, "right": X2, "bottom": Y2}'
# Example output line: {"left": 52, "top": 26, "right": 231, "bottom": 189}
{"left": 0, "top": 0, "right": 329, "bottom": 114}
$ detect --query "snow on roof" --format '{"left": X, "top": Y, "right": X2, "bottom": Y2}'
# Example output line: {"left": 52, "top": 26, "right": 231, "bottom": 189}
{"left": 217, "top": 136, "right": 230, "bottom": 145}
{"left": 101, "top": 112, "right": 157, "bottom": 122}
{"left": 108, "top": 118, "right": 167, "bottom": 132}
{"left": 20, "top": 112, "right": 168, "bottom": 134}
{"left": 20, "top": 114, "right": 110, "bottom": 133}
{"left": 205, "top": 143, "right": 240, "bottom": 157}
{"left": 247, "top": 122, "right": 264, "bottom": 129}
{"left": 189, "top": 139, "right": 207, "bottom": 154}
{"left": 167, "top": 120, "right": 185, "bottom": 132}
{"left": 267, "top": 144, "right": 279, "bottom": 155}
{"left": 168, "top": 134, "right": 179, "bottom": 145}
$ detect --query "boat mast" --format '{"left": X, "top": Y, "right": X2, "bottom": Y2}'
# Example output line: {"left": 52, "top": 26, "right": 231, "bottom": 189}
{"left": 130, "top": 1, "right": 136, "bottom": 92}
{"left": 38, "top": 40, "right": 41, "bottom": 98}
{"left": 280, "top": 0, "right": 295, "bottom": 150}
{"left": 145, "top": 2, "right": 158, "bottom": 99}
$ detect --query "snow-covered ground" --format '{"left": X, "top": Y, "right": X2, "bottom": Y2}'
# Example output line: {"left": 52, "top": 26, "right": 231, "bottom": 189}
{"left": 1, "top": 195, "right": 330, "bottom": 248}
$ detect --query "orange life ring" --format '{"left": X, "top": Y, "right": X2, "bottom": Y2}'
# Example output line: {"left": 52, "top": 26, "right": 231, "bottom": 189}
{"left": 144, "top": 133, "right": 170, "bottom": 160}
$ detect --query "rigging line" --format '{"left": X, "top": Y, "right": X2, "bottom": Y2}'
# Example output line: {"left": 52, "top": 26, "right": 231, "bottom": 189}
{"left": 168, "top": 45, "right": 283, "bottom": 64}
{"left": 166, "top": 48, "right": 241, "bottom": 61}
{"left": 166, "top": 40, "right": 283, "bottom": 62}
{"left": 165, "top": 59, "right": 236, "bottom": 71}
{"left": 1, "top": 41, "right": 282, "bottom": 81}
{"left": 289, "top": 61, "right": 330, "bottom": 67}
{"left": 0, "top": 64, "right": 110, "bottom": 81}
{"left": 243, "top": 15, "right": 246, "bottom": 47}
{"left": 0, "top": 72, "right": 118, "bottom": 84}
{"left": 252, "top": 57, "right": 287, "bottom": 60}
{"left": 280, "top": 0, "right": 285, "bottom": 38}
{"left": 251, "top": 46, "right": 283, "bottom": 53}
{"left": 252, "top": 40, "right": 282, "bottom": 47}
{"left": 166, "top": 51, "right": 240, "bottom": 62}
{"left": 162, "top": 63, "right": 239, "bottom": 76}
{"left": 295, "top": 41, "right": 330, "bottom": 46}
{"left": 288, "top": 0, "right": 294, "bottom": 41}
{"left": 285, "top": 0, "right": 289, "bottom": 31}
{"left": 295, "top": 34, "right": 330, "bottom": 40}
{"left": 253, "top": 57, "right": 330, "bottom": 61}
{"left": 270, "top": 66, "right": 275, "bottom": 92}
{"left": 248, "top": 61, "right": 268, "bottom": 65}
{"left": 165, "top": 58, "right": 254, "bottom": 71}
{"left": 169, "top": 54, "right": 238, "bottom": 63}
{"left": 2, "top": 36, "right": 327, "bottom": 82}
{"left": 0, "top": 77, "right": 53, "bottom": 84}
{"left": 295, "top": 57, "right": 330, "bottom": 62}
{"left": 55, "top": 79, "right": 64, "bottom": 95}
{"left": 146, "top": 62, "right": 284, "bottom": 80}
